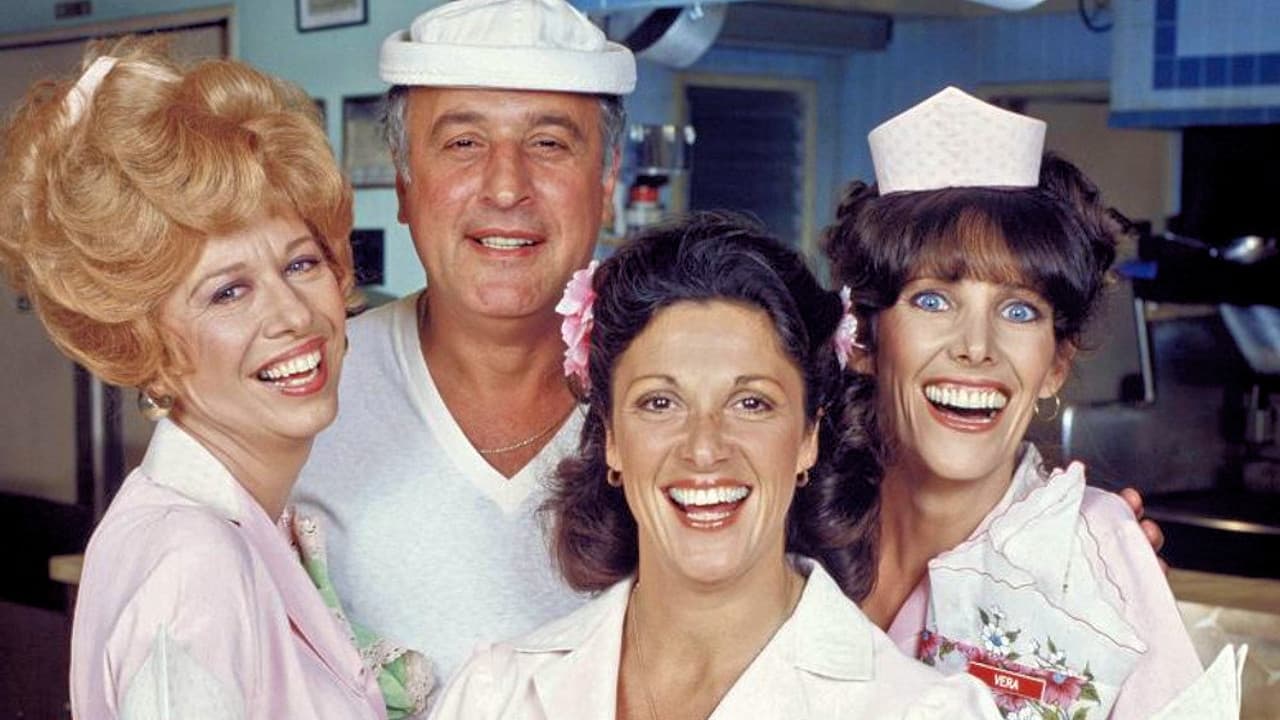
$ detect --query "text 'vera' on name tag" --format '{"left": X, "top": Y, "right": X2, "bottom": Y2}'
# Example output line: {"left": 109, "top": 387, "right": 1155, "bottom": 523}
{"left": 967, "top": 661, "right": 1047, "bottom": 702}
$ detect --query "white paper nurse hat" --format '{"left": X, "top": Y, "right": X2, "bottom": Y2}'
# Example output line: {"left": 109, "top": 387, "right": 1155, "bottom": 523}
{"left": 869, "top": 86, "right": 1046, "bottom": 195}
{"left": 380, "top": 0, "right": 636, "bottom": 95}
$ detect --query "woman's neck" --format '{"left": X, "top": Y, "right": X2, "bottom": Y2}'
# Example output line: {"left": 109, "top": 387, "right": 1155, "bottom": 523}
{"left": 863, "top": 453, "right": 1016, "bottom": 629}
{"left": 622, "top": 555, "right": 803, "bottom": 720}
{"left": 633, "top": 556, "right": 801, "bottom": 655}
{"left": 173, "top": 416, "right": 310, "bottom": 520}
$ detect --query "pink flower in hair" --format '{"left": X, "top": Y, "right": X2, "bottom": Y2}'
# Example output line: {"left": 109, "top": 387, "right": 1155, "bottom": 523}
{"left": 834, "top": 285, "right": 861, "bottom": 370}
{"left": 556, "top": 260, "right": 598, "bottom": 391}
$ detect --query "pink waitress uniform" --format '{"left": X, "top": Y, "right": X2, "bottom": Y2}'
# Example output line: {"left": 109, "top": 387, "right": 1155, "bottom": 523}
{"left": 887, "top": 444, "right": 1202, "bottom": 719}
{"left": 70, "top": 419, "right": 386, "bottom": 720}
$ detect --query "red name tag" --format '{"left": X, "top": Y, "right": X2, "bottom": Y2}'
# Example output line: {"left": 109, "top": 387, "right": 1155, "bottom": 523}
{"left": 967, "top": 661, "right": 1046, "bottom": 702}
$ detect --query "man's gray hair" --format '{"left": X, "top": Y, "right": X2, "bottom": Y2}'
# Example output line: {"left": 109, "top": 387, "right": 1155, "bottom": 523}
{"left": 381, "top": 86, "right": 626, "bottom": 183}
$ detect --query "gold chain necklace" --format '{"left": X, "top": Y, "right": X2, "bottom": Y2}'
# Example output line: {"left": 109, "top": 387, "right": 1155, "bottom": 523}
{"left": 476, "top": 403, "right": 576, "bottom": 455}
{"left": 416, "top": 292, "right": 577, "bottom": 457}
{"left": 626, "top": 585, "right": 661, "bottom": 720}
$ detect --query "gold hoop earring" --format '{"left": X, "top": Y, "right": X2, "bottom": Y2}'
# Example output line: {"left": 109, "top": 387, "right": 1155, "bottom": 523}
{"left": 137, "top": 390, "right": 173, "bottom": 421}
{"left": 796, "top": 469, "right": 810, "bottom": 488}
{"left": 607, "top": 468, "right": 622, "bottom": 487}
{"left": 1034, "top": 394, "right": 1061, "bottom": 422}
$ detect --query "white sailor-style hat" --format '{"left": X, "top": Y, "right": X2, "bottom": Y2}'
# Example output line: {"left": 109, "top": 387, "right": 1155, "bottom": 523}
{"left": 380, "top": 0, "right": 636, "bottom": 95}
{"left": 869, "top": 86, "right": 1046, "bottom": 195}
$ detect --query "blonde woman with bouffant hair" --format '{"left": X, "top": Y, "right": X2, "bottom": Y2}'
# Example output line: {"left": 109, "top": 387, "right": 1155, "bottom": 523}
{"left": 0, "top": 35, "right": 356, "bottom": 395}
{"left": 0, "top": 37, "right": 392, "bottom": 719}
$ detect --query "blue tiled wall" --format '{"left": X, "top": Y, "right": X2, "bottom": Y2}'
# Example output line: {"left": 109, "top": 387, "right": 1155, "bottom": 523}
{"left": 1112, "top": 0, "right": 1280, "bottom": 127}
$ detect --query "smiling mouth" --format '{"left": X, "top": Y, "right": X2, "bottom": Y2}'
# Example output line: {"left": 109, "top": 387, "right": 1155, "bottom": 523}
{"left": 473, "top": 235, "right": 539, "bottom": 250}
{"left": 256, "top": 348, "right": 323, "bottom": 389}
{"left": 923, "top": 382, "right": 1009, "bottom": 424}
{"left": 665, "top": 485, "right": 751, "bottom": 530}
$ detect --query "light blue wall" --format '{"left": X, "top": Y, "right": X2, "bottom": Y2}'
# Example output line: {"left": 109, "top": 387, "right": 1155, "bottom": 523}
{"left": 0, "top": 0, "right": 221, "bottom": 36}
{"left": 1, "top": 2, "right": 1113, "bottom": 293}
{"left": 235, "top": 2, "right": 442, "bottom": 296}
{"left": 838, "top": 10, "right": 1111, "bottom": 188}
{"left": 0, "top": 1, "right": 437, "bottom": 297}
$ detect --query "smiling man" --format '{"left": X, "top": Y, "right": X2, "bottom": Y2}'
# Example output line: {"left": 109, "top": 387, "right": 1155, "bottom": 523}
{"left": 291, "top": 0, "right": 635, "bottom": 692}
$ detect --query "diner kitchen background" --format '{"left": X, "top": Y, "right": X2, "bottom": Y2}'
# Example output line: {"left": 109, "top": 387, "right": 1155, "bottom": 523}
{"left": 1, "top": 0, "right": 1278, "bottom": 716}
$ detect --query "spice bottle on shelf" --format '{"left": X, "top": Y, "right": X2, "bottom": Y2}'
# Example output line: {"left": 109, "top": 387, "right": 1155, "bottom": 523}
{"left": 624, "top": 183, "right": 664, "bottom": 236}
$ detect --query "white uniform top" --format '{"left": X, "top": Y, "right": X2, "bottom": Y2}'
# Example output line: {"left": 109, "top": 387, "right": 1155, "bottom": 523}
{"left": 429, "top": 559, "right": 1003, "bottom": 720}
{"left": 293, "top": 293, "right": 587, "bottom": 685}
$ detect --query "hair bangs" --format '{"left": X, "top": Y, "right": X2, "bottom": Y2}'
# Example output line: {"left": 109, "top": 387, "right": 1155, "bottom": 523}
{"left": 896, "top": 189, "right": 1081, "bottom": 309}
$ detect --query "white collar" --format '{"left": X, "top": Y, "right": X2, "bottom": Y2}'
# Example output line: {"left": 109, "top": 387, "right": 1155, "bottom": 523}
{"left": 512, "top": 558, "right": 876, "bottom": 680}
{"left": 139, "top": 418, "right": 245, "bottom": 522}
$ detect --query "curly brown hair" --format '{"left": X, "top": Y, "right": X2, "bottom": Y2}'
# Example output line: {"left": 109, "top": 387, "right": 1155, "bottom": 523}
{"left": 545, "top": 212, "right": 882, "bottom": 601}
{"left": 823, "top": 152, "right": 1123, "bottom": 351}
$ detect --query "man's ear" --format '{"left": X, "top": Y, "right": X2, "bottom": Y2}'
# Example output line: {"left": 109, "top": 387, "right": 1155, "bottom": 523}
{"left": 600, "top": 148, "right": 621, "bottom": 227}
{"left": 395, "top": 174, "right": 410, "bottom": 225}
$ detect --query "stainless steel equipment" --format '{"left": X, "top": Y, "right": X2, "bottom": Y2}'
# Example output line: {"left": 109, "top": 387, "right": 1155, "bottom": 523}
{"left": 628, "top": 123, "right": 696, "bottom": 177}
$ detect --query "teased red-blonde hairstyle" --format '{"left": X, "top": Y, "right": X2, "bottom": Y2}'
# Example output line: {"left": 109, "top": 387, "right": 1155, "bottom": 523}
{"left": 0, "top": 36, "right": 354, "bottom": 391}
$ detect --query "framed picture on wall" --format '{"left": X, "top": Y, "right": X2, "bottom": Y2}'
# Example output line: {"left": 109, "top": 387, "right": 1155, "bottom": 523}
{"left": 297, "top": 0, "right": 367, "bottom": 32}
{"left": 342, "top": 95, "right": 396, "bottom": 188}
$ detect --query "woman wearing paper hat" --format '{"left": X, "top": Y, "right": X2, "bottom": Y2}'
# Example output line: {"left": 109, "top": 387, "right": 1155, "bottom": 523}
{"left": 825, "top": 87, "right": 1244, "bottom": 719}
{"left": 0, "top": 39, "right": 406, "bottom": 719}
{"left": 428, "top": 213, "right": 1003, "bottom": 718}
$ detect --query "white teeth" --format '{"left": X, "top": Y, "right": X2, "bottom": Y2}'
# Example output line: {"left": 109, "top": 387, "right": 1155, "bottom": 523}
{"left": 258, "top": 350, "right": 322, "bottom": 380}
{"left": 687, "top": 509, "right": 733, "bottom": 524}
{"left": 924, "top": 384, "right": 1009, "bottom": 410}
{"left": 477, "top": 236, "right": 535, "bottom": 249}
{"left": 667, "top": 485, "right": 750, "bottom": 508}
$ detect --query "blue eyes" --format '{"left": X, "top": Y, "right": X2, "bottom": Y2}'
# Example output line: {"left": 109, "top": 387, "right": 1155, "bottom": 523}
{"left": 911, "top": 291, "right": 949, "bottom": 312}
{"left": 286, "top": 257, "right": 320, "bottom": 275}
{"left": 1000, "top": 301, "right": 1040, "bottom": 323}
{"left": 208, "top": 255, "right": 321, "bottom": 306}
{"left": 212, "top": 284, "right": 248, "bottom": 305}
{"left": 909, "top": 290, "right": 1042, "bottom": 324}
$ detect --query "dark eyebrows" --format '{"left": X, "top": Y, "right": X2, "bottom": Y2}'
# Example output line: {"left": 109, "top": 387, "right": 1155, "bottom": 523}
{"left": 427, "top": 109, "right": 587, "bottom": 142}
{"left": 734, "top": 374, "right": 781, "bottom": 386}
{"left": 630, "top": 373, "right": 677, "bottom": 387}
{"left": 627, "top": 374, "right": 785, "bottom": 392}
{"left": 429, "top": 110, "right": 485, "bottom": 138}
{"left": 528, "top": 112, "right": 586, "bottom": 142}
